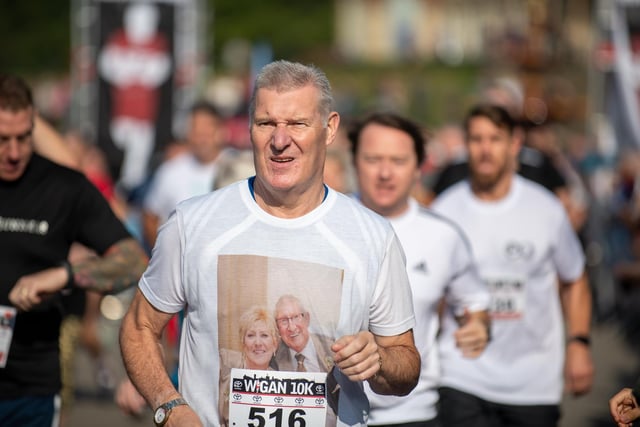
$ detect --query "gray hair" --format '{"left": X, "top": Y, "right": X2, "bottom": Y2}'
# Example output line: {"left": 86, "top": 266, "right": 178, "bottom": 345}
{"left": 248, "top": 60, "right": 334, "bottom": 125}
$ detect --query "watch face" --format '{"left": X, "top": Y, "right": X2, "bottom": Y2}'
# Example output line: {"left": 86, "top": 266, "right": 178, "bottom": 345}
{"left": 154, "top": 408, "right": 167, "bottom": 424}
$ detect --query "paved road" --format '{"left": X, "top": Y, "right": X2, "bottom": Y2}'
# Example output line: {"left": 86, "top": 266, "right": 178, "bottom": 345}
{"left": 65, "top": 317, "right": 639, "bottom": 427}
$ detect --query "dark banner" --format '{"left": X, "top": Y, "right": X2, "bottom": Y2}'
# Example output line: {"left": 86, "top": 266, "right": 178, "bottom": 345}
{"left": 97, "top": 1, "right": 175, "bottom": 191}
{"left": 70, "top": 0, "right": 205, "bottom": 194}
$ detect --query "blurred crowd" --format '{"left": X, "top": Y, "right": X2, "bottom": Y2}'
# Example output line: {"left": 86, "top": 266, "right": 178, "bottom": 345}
{"left": 21, "top": 66, "right": 640, "bottom": 425}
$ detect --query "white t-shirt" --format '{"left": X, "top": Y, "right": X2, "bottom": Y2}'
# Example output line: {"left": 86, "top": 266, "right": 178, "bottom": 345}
{"left": 144, "top": 152, "right": 220, "bottom": 223}
{"left": 431, "top": 175, "right": 585, "bottom": 405}
{"left": 362, "top": 198, "right": 489, "bottom": 424}
{"left": 139, "top": 179, "right": 415, "bottom": 427}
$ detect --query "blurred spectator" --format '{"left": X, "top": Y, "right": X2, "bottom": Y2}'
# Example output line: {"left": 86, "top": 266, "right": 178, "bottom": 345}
{"left": 525, "top": 122, "right": 589, "bottom": 233}
{"left": 606, "top": 150, "right": 640, "bottom": 350}
{"left": 142, "top": 100, "right": 229, "bottom": 249}
{"left": 212, "top": 149, "right": 255, "bottom": 190}
{"left": 420, "top": 123, "right": 466, "bottom": 205}
{"left": 324, "top": 146, "right": 356, "bottom": 194}
{"left": 426, "top": 76, "right": 589, "bottom": 236}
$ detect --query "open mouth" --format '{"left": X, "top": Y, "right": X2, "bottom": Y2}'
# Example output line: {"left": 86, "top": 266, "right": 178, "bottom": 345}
{"left": 272, "top": 157, "right": 293, "bottom": 163}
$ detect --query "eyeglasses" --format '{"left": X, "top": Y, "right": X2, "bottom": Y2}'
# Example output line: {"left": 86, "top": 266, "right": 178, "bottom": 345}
{"left": 276, "top": 312, "right": 306, "bottom": 328}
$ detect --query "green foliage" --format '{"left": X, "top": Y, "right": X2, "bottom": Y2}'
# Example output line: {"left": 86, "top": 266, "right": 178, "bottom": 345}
{"left": 323, "top": 62, "right": 482, "bottom": 127}
{"left": 0, "top": 1, "right": 71, "bottom": 75}
{"left": 0, "top": 0, "right": 332, "bottom": 75}
{"left": 210, "top": 0, "right": 333, "bottom": 64}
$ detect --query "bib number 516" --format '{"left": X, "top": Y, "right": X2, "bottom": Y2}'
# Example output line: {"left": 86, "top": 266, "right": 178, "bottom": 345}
{"left": 248, "top": 407, "right": 306, "bottom": 427}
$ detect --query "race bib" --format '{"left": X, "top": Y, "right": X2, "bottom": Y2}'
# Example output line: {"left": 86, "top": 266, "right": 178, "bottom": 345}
{"left": 0, "top": 305, "right": 17, "bottom": 368}
{"left": 485, "top": 277, "right": 526, "bottom": 320}
{"left": 228, "top": 368, "right": 328, "bottom": 427}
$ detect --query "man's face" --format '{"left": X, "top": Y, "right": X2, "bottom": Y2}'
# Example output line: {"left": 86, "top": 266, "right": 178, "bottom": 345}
{"left": 187, "top": 110, "right": 223, "bottom": 164}
{"left": 0, "top": 107, "right": 34, "bottom": 182}
{"left": 466, "top": 116, "right": 517, "bottom": 190}
{"left": 355, "top": 123, "right": 419, "bottom": 217}
{"left": 250, "top": 85, "right": 339, "bottom": 197}
{"left": 275, "top": 299, "right": 310, "bottom": 353}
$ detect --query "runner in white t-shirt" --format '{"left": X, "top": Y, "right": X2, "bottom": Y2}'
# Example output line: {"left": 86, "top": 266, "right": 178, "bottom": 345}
{"left": 431, "top": 104, "right": 594, "bottom": 427}
{"left": 120, "top": 61, "right": 421, "bottom": 427}
{"left": 348, "top": 112, "right": 491, "bottom": 427}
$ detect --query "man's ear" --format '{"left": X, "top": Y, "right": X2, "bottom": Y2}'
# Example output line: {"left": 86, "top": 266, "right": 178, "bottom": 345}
{"left": 325, "top": 112, "right": 340, "bottom": 147}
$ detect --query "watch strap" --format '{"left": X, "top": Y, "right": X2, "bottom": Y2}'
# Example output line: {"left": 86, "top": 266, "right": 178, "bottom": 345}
{"left": 154, "top": 397, "right": 188, "bottom": 426}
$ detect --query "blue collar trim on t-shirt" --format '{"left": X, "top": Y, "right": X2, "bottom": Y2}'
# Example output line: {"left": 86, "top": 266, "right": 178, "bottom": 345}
{"left": 247, "top": 176, "right": 328, "bottom": 202}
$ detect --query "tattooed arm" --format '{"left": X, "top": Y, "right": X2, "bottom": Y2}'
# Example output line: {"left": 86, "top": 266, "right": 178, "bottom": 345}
{"left": 9, "top": 238, "right": 148, "bottom": 311}
{"left": 72, "top": 237, "right": 148, "bottom": 293}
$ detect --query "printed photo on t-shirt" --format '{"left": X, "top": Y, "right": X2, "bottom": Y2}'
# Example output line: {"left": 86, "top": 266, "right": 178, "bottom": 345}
{"left": 217, "top": 254, "right": 343, "bottom": 426}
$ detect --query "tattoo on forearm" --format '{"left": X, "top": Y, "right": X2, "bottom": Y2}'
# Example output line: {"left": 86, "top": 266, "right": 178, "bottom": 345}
{"left": 73, "top": 238, "right": 148, "bottom": 293}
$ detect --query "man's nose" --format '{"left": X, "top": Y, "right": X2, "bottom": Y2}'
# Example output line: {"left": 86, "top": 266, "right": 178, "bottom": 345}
{"left": 271, "top": 124, "right": 291, "bottom": 150}
{"left": 378, "top": 161, "right": 392, "bottom": 179}
{"left": 5, "top": 140, "right": 21, "bottom": 159}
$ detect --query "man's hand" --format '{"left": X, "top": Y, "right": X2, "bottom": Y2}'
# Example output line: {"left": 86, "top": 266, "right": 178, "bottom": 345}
{"left": 333, "top": 330, "right": 419, "bottom": 396}
{"left": 164, "top": 404, "right": 203, "bottom": 427}
{"left": 454, "top": 309, "right": 490, "bottom": 358}
{"left": 609, "top": 387, "right": 640, "bottom": 427}
{"left": 564, "top": 340, "right": 594, "bottom": 396}
{"left": 331, "top": 331, "right": 380, "bottom": 381}
{"left": 115, "top": 378, "right": 147, "bottom": 417}
{"left": 9, "top": 266, "right": 68, "bottom": 311}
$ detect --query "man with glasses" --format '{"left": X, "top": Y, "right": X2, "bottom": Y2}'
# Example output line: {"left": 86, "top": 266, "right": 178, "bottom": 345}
{"left": 273, "top": 294, "right": 334, "bottom": 373}
{"left": 0, "top": 73, "right": 147, "bottom": 426}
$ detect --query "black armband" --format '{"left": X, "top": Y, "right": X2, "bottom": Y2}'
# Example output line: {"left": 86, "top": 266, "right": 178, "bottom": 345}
{"left": 567, "top": 335, "right": 590, "bottom": 347}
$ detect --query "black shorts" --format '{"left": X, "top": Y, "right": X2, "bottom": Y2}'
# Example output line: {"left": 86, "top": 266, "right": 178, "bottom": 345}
{"left": 438, "top": 387, "right": 560, "bottom": 427}
{"left": 0, "top": 394, "right": 60, "bottom": 427}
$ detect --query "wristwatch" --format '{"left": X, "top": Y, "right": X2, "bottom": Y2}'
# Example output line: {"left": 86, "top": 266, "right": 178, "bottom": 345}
{"left": 153, "top": 397, "right": 188, "bottom": 426}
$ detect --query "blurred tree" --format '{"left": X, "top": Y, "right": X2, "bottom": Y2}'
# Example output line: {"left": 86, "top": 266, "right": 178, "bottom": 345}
{"left": 0, "top": 0, "right": 332, "bottom": 76}
{"left": 0, "top": 1, "right": 71, "bottom": 75}
{"left": 210, "top": 0, "right": 333, "bottom": 67}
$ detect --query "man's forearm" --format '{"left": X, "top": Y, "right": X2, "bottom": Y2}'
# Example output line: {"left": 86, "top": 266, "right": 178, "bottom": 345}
{"left": 120, "top": 291, "right": 180, "bottom": 409}
{"left": 73, "top": 237, "right": 148, "bottom": 294}
{"left": 561, "top": 272, "right": 592, "bottom": 337}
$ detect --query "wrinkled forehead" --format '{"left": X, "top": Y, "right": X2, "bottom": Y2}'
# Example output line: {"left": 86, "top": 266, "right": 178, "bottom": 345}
{"left": 254, "top": 86, "right": 321, "bottom": 117}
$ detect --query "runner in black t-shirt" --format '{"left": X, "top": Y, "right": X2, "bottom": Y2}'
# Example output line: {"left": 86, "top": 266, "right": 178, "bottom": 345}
{"left": 0, "top": 73, "right": 147, "bottom": 426}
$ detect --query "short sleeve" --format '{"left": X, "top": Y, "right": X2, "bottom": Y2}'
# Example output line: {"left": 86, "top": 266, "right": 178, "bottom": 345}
{"left": 368, "top": 232, "right": 415, "bottom": 336}
{"left": 138, "top": 212, "right": 186, "bottom": 314}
